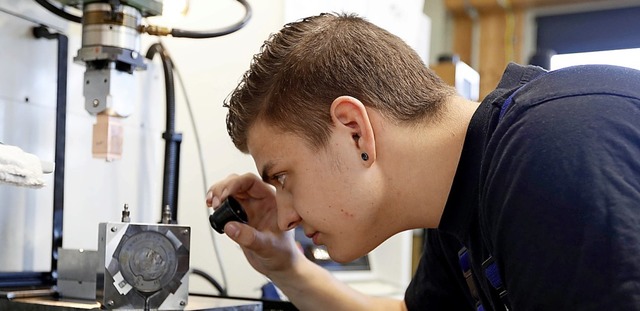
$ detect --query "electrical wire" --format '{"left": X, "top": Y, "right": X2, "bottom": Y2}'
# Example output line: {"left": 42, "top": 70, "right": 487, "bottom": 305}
{"left": 169, "top": 0, "right": 252, "bottom": 39}
{"left": 35, "top": 0, "right": 252, "bottom": 40}
{"left": 168, "top": 41, "right": 230, "bottom": 294}
{"left": 34, "top": 0, "right": 82, "bottom": 23}
{"left": 190, "top": 268, "right": 227, "bottom": 296}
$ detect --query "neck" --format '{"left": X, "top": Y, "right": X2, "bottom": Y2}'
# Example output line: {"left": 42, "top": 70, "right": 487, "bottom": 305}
{"left": 377, "top": 96, "right": 480, "bottom": 231}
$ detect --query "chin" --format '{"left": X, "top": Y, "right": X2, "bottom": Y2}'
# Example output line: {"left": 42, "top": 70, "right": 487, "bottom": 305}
{"left": 327, "top": 246, "right": 365, "bottom": 264}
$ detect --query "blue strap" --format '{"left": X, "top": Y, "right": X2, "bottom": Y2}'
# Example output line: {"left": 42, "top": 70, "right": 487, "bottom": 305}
{"left": 484, "top": 260, "right": 503, "bottom": 290}
{"left": 483, "top": 256, "right": 509, "bottom": 307}
{"left": 499, "top": 95, "right": 515, "bottom": 121}
{"left": 459, "top": 248, "right": 511, "bottom": 310}
{"left": 458, "top": 247, "right": 482, "bottom": 309}
{"left": 499, "top": 71, "right": 550, "bottom": 121}
{"left": 459, "top": 248, "right": 472, "bottom": 272}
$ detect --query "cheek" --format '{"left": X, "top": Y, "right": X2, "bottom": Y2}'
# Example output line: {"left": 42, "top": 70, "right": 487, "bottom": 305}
{"left": 295, "top": 154, "right": 365, "bottom": 223}
{"left": 314, "top": 182, "right": 355, "bottom": 218}
{"left": 294, "top": 190, "right": 344, "bottom": 221}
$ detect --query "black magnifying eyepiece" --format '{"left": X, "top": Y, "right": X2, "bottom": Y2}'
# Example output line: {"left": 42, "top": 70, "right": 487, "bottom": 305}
{"left": 209, "top": 196, "right": 248, "bottom": 234}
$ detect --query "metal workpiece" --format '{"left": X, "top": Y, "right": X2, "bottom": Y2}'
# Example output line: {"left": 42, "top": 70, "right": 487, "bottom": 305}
{"left": 57, "top": 249, "right": 98, "bottom": 300}
{"left": 97, "top": 222, "right": 191, "bottom": 310}
{"left": 91, "top": 113, "right": 124, "bottom": 161}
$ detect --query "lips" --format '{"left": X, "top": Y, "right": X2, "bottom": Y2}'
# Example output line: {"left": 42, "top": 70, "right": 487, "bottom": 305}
{"left": 306, "top": 231, "right": 320, "bottom": 245}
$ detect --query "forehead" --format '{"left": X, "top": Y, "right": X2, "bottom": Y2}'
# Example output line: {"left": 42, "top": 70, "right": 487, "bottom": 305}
{"left": 247, "top": 121, "right": 306, "bottom": 174}
{"left": 247, "top": 121, "right": 286, "bottom": 155}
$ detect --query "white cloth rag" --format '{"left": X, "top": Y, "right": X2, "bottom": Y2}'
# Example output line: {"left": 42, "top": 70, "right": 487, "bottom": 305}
{"left": 0, "top": 144, "right": 47, "bottom": 188}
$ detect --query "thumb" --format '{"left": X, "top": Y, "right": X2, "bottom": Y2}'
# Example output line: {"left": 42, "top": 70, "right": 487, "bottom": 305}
{"left": 224, "top": 222, "right": 260, "bottom": 249}
{"left": 224, "top": 222, "right": 242, "bottom": 239}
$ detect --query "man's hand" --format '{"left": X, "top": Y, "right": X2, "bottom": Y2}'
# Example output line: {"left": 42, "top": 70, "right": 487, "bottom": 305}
{"left": 206, "top": 173, "right": 302, "bottom": 276}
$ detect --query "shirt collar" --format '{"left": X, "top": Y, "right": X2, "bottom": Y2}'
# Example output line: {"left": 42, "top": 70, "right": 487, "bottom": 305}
{"left": 438, "top": 63, "right": 547, "bottom": 242}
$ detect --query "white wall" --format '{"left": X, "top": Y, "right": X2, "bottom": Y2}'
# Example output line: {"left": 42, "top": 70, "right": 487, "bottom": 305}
{"left": 0, "top": 0, "right": 72, "bottom": 272}
{"left": 0, "top": 0, "right": 283, "bottom": 298}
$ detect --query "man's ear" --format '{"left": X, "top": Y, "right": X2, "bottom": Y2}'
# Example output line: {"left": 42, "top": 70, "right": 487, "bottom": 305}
{"left": 330, "top": 96, "right": 376, "bottom": 166}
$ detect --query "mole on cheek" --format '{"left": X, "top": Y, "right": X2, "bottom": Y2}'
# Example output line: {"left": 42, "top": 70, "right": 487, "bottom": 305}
{"left": 340, "top": 208, "right": 354, "bottom": 217}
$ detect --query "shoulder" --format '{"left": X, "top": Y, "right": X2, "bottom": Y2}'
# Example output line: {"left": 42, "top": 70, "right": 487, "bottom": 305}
{"left": 501, "top": 65, "right": 640, "bottom": 122}
{"left": 482, "top": 64, "right": 640, "bottom": 203}
{"left": 477, "top": 66, "right": 640, "bottom": 309}
{"left": 488, "top": 65, "right": 640, "bottom": 164}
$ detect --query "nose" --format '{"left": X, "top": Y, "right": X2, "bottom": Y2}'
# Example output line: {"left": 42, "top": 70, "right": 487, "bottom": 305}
{"left": 276, "top": 192, "right": 301, "bottom": 231}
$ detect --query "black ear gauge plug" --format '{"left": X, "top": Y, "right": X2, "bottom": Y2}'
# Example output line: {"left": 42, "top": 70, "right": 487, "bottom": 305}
{"left": 209, "top": 196, "right": 248, "bottom": 234}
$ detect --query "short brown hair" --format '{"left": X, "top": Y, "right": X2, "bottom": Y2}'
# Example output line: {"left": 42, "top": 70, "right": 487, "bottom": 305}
{"left": 225, "top": 13, "right": 455, "bottom": 153}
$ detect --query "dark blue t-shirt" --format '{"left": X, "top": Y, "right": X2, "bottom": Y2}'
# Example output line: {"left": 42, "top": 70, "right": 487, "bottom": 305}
{"left": 405, "top": 63, "right": 640, "bottom": 310}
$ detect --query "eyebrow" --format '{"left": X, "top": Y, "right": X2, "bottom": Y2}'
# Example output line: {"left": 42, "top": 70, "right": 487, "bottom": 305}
{"left": 260, "top": 161, "right": 275, "bottom": 183}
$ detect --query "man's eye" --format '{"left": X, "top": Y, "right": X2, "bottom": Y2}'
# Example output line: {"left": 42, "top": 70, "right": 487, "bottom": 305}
{"left": 275, "top": 174, "right": 287, "bottom": 187}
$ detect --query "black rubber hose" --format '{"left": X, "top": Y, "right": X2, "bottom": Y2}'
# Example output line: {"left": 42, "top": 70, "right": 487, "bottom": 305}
{"left": 34, "top": 0, "right": 82, "bottom": 23}
{"left": 145, "top": 43, "right": 181, "bottom": 223}
{"left": 145, "top": 44, "right": 176, "bottom": 139}
{"left": 190, "top": 268, "right": 227, "bottom": 296}
{"left": 170, "top": 0, "right": 252, "bottom": 38}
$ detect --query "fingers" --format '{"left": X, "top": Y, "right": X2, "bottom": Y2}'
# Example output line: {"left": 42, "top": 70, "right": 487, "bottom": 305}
{"left": 225, "top": 221, "right": 293, "bottom": 262}
{"left": 205, "top": 190, "right": 219, "bottom": 209}
{"left": 206, "top": 173, "right": 255, "bottom": 208}
{"left": 224, "top": 221, "right": 299, "bottom": 275}
{"left": 226, "top": 221, "right": 285, "bottom": 252}
{"left": 206, "top": 173, "right": 276, "bottom": 210}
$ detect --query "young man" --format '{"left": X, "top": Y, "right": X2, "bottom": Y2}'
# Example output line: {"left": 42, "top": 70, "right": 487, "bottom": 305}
{"left": 206, "top": 13, "right": 640, "bottom": 310}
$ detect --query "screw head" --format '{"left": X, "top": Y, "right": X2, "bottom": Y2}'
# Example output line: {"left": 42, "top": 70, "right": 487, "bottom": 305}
{"left": 180, "top": 300, "right": 186, "bottom": 306}
{"left": 182, "top": 229, "right": 189, "bottom": 235}
{"left": 92, "top": 99, "right": 100, "bottom": 107}
{"left": 107, "top": 300, "right": 114, "bottom": 306}
{"left": 110, "top": 226, "right": 118, "bottom": 232}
